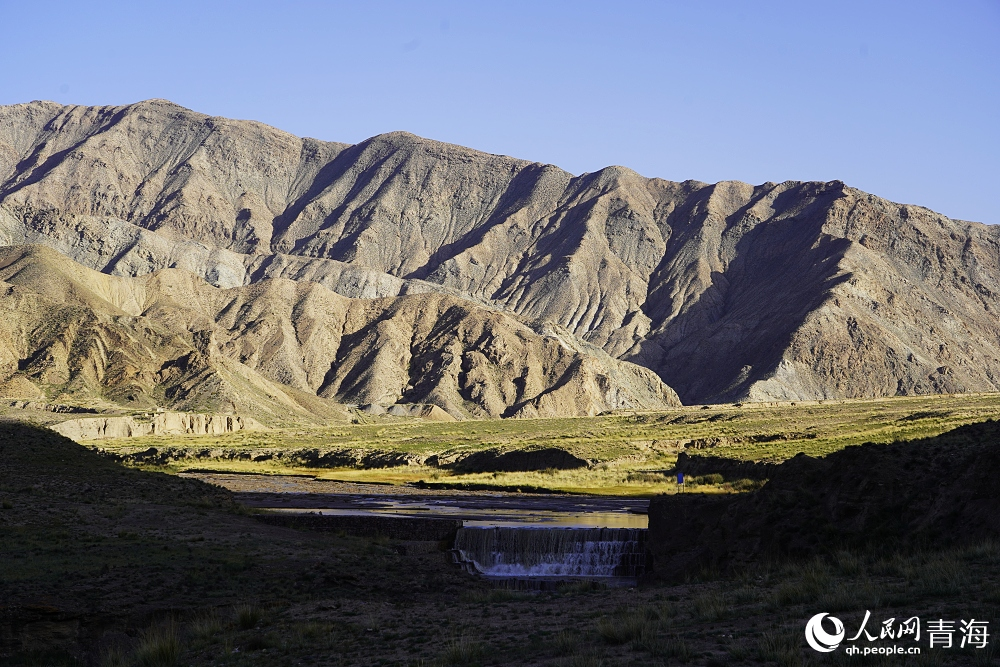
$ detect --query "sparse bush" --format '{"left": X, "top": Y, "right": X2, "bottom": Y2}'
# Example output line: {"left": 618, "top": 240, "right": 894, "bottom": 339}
{"left": 834, "top": 550, "right": 864, "bottom": 576}
{"left": 729, "top": 583, "right": 762, "bottom": 605}
{"left": 913, "top": 555, "right": 968, "bottom": 597}
{"left": 596, "top": 607, "right": 657, "bottom": 645}
{"left": 625, "top": 471, "right": 666, "bottom": 484}
{"left": 960, "top": 539, "right": 1000, "bottom": 564}
{"left": 439, "top": 634, "right": 486, "bottom": 666}
{"left": 134, "top": 623, "right": 180, "bottom": 667}
{"left": 655, "top": 600, "right": 680, "bottom": 619}
{"left": 558, "top": 656, "right": 604, "bottom": 667}
{"left": 727, "top": 478, "right": 766, "bottom": 492}
{"left": 755, "top": 630, "right": 802, "bottom": 666}
{"left": 688, "top": 473, "right": 725, "bottom": 486}
{"left": 817, "top": 577, "right": 882, "bottom": 611}
{"left": 772, "top": 559, "right": 831, "bottom": 606}
{"left": 296, "top": 621, "right": 333, "bottom": 641}
{"left": 871, "top": 552, "right": 916, "bottom": 579}
{"left": 99, "top": 644, "right": 131, "bottom": 667}
{"left": 234, "top": 602, "right": 263, "bottom": 630}
{"left": 552, "top": 630, "right": 579, "bottom": 656}
{"left": 189, "top": 609, "right": 223, "bottom": 642}
{"left": 693, "top": 590, "right": 729, "bottom": 621}
{"left": 726, "top": 639, "right": 752, "bottom": 661}
{"left": 638, "top": 633, "right": 692, "bottom": 661}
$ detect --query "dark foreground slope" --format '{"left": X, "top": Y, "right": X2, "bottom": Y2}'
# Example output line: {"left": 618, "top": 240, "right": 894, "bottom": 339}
{"left": 3, "top": 100, "right": 1000, "bottom": 404}
{"left": 649, "top": 420, "right": 1000, "bottom": 580}
{"left": 0, "top": 422, "right": 471, "bottom": 664}
{"left": 4, "top": 423, "right": 1000, "bottom": 666}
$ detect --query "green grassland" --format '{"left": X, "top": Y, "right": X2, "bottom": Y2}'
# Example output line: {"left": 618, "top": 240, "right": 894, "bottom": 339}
{"left": 88, "top": 393, "right": 1000, "bottom": 495}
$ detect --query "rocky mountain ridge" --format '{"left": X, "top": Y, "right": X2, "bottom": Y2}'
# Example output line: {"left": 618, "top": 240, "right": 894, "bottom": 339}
{"left": 2, "top": 99, "right": 999, "bottom": 408}
{"left": 0, "top": 244, "right": 678, "bottom": 420}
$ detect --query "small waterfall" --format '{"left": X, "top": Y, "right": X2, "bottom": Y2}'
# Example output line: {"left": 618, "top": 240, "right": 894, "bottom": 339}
{"left": 452, "top": 527, "right": 647, "bottom": 579}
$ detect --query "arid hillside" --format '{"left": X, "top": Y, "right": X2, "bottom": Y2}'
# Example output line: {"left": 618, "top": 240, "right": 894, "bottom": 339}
{"left": 2, "top": 100, "right": 999, "bottom": 405}
{"left": 0, "top": 245, "right": 677, "bottom": 419}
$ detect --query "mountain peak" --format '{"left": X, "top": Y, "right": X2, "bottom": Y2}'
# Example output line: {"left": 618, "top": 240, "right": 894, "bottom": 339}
{"left": 0, "top": 101, "right": 996, "bottom": 412}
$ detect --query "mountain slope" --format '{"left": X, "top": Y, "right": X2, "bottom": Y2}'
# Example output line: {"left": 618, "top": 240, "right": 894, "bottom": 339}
{"left": 0, "top": 245, "right": 679, "bottom": 417}
{"left": 2, "top": 99, "right": 999, "bottom": 404}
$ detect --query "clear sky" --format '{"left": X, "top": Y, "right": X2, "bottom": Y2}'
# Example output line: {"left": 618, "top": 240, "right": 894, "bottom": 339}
{"left": 1, "top": 0, "right": 997, "bottom": 224}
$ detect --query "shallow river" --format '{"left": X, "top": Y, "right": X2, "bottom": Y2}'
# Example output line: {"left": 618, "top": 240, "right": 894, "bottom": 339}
{"left": 181, "top": 472, "right": 648, "bottom": 529}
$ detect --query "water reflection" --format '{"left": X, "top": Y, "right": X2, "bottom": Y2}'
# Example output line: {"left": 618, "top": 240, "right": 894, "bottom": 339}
{"left": 263, "top": 505, "right": 647, "bottom": 529}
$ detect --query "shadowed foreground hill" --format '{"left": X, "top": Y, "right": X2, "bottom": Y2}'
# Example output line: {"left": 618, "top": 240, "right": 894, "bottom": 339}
{"left": 5, "top": 424, "right": 1000, "bottom": 666}
{"left": 648, "top": 420, "right": 1000, "bottom": 579}
{"left": 3, "top": 100, "right": 1000, "bottom": 404}
{"left": 0, "top": 422, "right": 472, "bottom": 663}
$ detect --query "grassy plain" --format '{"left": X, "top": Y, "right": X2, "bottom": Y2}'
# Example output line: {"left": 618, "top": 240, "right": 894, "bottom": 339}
{"left": 91, "top": 393, "right": 1000, "bottom": 495}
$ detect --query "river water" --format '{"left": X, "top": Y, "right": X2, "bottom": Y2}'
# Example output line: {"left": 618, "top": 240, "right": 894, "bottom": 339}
{"left": 183, "top": 473, "right": 649, "bottom": 583}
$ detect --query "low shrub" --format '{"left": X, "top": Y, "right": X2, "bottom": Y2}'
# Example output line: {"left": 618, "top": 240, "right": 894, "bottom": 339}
{"left": 134, "top": 623, "right": 180, "bottom": 667}
{"left": 439, "top": 635, "right": 486, "bottom": 666}
{"left": 234, "top": 602, "right": 263, "bottom": 630}
{"left": 596, "top": 607, "right": 658, "bottom": 645}
{"left": 189, "top": 609, "right": 223, "bottom": 642}
{"left": 693, "top": 590, "right": 729, "bottom": 621}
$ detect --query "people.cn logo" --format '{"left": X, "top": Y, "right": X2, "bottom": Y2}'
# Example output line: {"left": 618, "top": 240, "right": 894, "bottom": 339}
{"left": 805, "top": 613, "right": 846, "bottom": 652}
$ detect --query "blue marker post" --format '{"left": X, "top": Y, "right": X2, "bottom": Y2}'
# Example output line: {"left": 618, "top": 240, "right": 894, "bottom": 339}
{"left": 677, "top": 471, "right": 684, "bottom": 493}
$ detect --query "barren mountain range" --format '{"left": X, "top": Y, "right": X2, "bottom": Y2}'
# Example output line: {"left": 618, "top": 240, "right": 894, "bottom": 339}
{"left": 1, "top": 99, "right": 998, "bottom": 418}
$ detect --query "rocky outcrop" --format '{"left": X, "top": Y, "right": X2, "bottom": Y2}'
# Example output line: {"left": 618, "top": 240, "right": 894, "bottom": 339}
{"left": 49, "top": 412, "right": 265, "bottom": 441}
{"left": 2, "top": 99, "right": 999, "bottom": 405}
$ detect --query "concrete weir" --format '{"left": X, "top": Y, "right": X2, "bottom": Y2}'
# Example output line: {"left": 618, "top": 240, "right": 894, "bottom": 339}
{"left": 452, "top": 526, "right": 648, "bottom": 580}
{"left": 254, "top": 511, "right": 648, "bottom": 584}
{"left": 223, "top": 475, "right": 651, "bottom": 583}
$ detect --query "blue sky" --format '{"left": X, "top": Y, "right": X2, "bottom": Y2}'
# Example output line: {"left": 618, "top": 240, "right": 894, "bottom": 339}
{"left": 1, "top": 0, "right": 997, "bottom": 224}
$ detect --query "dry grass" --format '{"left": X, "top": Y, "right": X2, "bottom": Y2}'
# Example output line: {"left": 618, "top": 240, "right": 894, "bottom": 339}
{"left": 552, "top": 630, "right": 579, "bottom": 656}
{"left": 188, "top": 609, "right": 223, "bottom": 642}
{"left": 233, "top": 602, "right": 263, "bottom": 630}
{"left": 99, "top": 645, "right": 131, "bottom": 667}
{"left": 438, "top": 634, "right": 486, "bottom": 666}
{"left": 556, "top": 657, "right": 605, "bottom": 667}
{"left": 133, "top": 623, "right": 180, "bottom": 667}
{"left": 755, "top": 629, "right": 803, "bottom": 666}
{"left": 692, "top": 590, "right": 729, "bottom": 621}
{"left": 88, "top": 392, "right": 1000, "bottom": 494}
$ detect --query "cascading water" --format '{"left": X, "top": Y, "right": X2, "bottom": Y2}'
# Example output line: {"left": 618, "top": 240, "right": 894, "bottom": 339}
{"left": 452, "top": 527, "right": 647, "bottom": 580}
